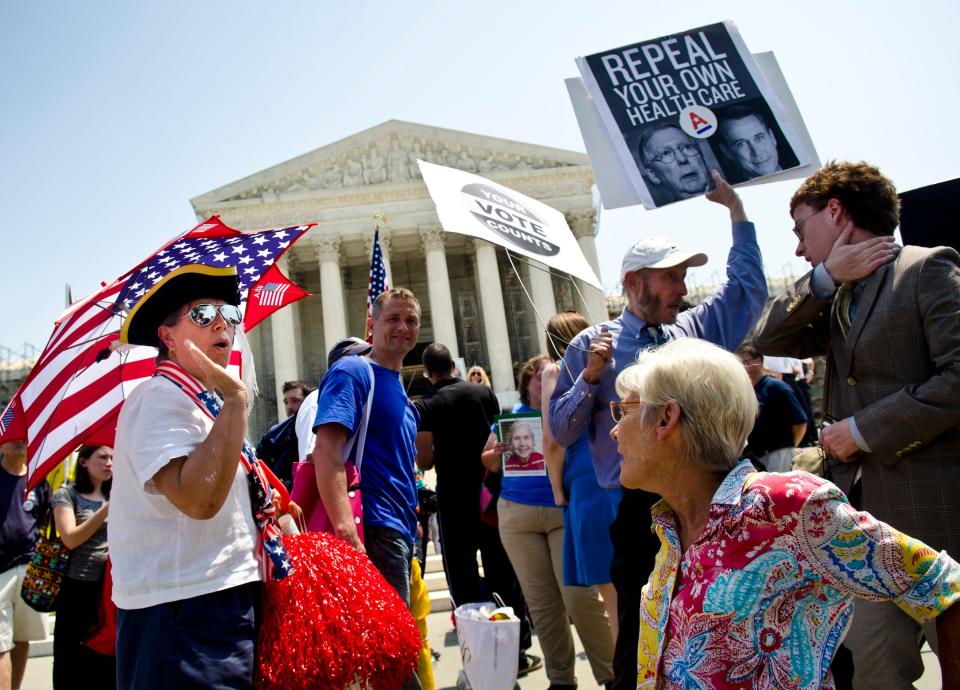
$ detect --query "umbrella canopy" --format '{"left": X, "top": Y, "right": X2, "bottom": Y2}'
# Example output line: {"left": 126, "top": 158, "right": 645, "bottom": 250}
{"left": 0, "top": 216, "right": 314, "bottom": 491}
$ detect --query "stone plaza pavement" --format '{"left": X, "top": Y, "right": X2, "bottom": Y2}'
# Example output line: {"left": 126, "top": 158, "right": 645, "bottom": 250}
{"left": 18, "top": 611, "right": 944, "bottom": 689}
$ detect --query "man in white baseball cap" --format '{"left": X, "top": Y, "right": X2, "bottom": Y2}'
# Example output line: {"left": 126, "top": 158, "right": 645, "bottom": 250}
{"left": 549, "top": 172, "right": 768, "bottom": 690}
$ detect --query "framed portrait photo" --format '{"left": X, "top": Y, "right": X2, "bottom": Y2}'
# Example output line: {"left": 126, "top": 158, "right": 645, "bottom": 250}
{"left": 495, "top": 412, "right": 546, "bottom": 478}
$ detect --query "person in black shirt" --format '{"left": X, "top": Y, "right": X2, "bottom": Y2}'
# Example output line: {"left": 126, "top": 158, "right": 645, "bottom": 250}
{"left": 414, "top": 344, "right": 540, "bottom": 677}
{"left": 736, "top": 346, "right": 807, "bottom": 471}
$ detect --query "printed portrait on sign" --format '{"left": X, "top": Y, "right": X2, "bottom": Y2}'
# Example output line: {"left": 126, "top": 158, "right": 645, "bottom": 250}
{"left": 576, "top": 21, "right": 810, "bottom": 208}
{"left": 713, "top": 99, "right": 799, "bottom": 184}
{"left": 496, "top": 413, "right": 546, "bottom": 477}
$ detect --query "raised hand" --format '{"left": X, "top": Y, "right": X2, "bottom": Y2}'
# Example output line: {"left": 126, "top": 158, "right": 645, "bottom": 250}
{"left": 583, "top": 329, "right": 613, "bottom": 384}
{"left": 705, "top": 170, "right": 747, "bottom": 223}
{"left": 823, "top": 221, "right": 900, "bottom": 283}
{"left": 180, "top": 338, "right": 248, "bottom": 401}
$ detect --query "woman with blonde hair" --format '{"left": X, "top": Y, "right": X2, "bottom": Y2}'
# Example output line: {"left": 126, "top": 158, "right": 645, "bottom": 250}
{"left": 541, "top": 311, "right": 621, "bottom": 637}
{"left": 465, "top": 365, "right": 490, "bottom": 387}
{"left": 612, "top": 338, "right": 960, "bottom": 688}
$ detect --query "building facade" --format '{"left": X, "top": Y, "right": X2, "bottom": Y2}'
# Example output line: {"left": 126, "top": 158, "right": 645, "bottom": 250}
{"left": 191, "top": 121, "right": 604, "bottom": 436}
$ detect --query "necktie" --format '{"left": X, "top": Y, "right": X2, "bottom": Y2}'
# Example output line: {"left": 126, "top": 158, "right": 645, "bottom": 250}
{"left": 832, "top": 282, "right": 859, "bottom": 337}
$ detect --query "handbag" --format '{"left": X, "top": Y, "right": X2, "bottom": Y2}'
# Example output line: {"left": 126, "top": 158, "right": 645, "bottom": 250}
{"left": 20, "top": 507, "right": 71, "bottom": 612}
{"left": 290, "top": 460, "right": 364, "bottom": 540}
{"left": 288, "top": 357, "right": 375, "bottom": 543}
{"left": 479, "top": 470, "right": 501, "bottom": 528}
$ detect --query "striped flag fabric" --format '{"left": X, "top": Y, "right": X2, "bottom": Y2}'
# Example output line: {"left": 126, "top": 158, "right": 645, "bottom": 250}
{"left": 7, "top": 216, "right": 313, "bottom": 491}
{"left": 254, "top": 283, "right": 290, "bottom": 307}
{"left": 364, "top": 229, "right": 389, "bottom": 342}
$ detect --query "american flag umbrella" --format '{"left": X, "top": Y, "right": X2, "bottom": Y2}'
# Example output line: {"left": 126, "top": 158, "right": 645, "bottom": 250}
{"left": 0, "top": 216, "right": 314, "bottom": 491}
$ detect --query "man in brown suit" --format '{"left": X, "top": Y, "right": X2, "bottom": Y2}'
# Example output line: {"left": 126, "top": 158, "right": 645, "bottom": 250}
{"left": 755, "top": 161, "right": 960, "bottom": 689}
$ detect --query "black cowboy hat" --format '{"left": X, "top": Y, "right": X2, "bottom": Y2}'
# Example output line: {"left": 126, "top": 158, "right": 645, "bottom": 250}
{"left": 120, "top": 264, "right": 241, "bottom": 347}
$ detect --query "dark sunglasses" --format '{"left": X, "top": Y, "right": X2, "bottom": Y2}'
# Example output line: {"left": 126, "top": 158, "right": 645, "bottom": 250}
{"left": 184, "top": 304, "right": 243, "bottom": 328}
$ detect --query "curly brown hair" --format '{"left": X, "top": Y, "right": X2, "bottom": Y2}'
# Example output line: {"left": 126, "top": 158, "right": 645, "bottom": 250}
{"left": 790, "top": 161, "right": 899, "bottom": 236}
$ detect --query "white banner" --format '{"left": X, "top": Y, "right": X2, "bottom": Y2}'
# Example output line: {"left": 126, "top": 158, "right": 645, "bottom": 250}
{"left": 417, "top": 160, "right": 602, "bottom": 289}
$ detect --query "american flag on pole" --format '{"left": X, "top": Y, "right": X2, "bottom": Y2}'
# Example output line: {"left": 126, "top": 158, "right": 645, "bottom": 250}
{"left": 4, "top": 216, "right": 313, "bottom": 491}
{"left": 364, "top": 228, "right": 389, "bottom": 342}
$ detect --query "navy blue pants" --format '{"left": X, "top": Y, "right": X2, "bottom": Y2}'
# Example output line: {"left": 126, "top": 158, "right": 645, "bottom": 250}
{"left": 116, "top": 582, "right": 258, "bottom": 690}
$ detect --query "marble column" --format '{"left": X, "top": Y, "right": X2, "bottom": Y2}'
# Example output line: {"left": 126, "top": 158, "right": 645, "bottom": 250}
{"left": 269, "top": 255, "right": 301, "bottom": 421}
{"left": 316, "top": 235, "right": 348, "bottom": 357}
{"left": 567, "top": 210, "right": 608, "bottom": 324}
{"left": 473, "top": 239, "right": 515, "bottom": 400}
{"left": 526, "top": 259, "right": 557, "bottom": 354}
{"left": 418, "top": 227, "right": 459, "bottom": 358}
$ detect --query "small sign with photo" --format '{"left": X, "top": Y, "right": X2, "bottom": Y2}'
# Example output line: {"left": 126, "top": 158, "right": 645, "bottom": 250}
{"left": 495, "top": 412, "right": 546, "bottom": 477}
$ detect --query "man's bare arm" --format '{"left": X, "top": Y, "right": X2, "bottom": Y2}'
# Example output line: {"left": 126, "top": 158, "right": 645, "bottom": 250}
{"left": 791, "top": 422, "right": 807, "bottom": 448}
{"left": 416, "top": 431, "right": 435, "bottom": 470}
{"left": 312, "top": 423, "right": 364, "bottom": 552}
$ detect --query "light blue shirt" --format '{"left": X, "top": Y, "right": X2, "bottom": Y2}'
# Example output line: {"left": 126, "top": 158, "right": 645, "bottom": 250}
{"left": 549, "top": 222, "right": 767, "bottom": 489}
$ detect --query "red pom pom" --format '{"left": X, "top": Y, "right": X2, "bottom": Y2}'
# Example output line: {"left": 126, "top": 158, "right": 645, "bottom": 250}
{"left": 255, "top": 533, "right": 420, "bottom": 689}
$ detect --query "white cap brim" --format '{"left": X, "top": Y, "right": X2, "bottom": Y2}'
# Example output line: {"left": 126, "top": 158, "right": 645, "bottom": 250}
{"left": 646, "top": 251, "right": 708, "bottom": 270}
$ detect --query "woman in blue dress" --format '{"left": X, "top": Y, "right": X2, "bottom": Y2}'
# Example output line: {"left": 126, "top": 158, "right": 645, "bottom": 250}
{"left": 541, "top": 311, "right": 622, "bottom": 639}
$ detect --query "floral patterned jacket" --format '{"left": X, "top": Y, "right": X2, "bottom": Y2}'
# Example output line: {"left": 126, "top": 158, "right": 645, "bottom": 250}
{"left": 638, "top": 460, "right": 960, "bottom": 689}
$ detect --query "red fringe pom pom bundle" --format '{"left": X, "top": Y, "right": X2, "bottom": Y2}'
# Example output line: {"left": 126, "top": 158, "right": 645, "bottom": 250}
{"left": 256, "top": 532, "right": 420, "bottom": 689}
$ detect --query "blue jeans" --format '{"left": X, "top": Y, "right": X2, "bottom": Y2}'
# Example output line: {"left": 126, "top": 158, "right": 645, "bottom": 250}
{"left": 364, "top": 524, "right": 414, "bottom": 607}
{"left": 363, "top": 524, "right": 421, "bottom": 690}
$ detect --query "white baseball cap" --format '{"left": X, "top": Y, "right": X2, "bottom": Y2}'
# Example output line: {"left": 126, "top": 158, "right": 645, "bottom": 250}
{"left": 620, "top": 237, "right": 708, "bottom": 282}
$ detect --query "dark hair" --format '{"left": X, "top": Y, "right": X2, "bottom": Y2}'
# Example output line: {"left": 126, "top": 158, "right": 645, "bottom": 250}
{"left": 736, "top": 343, "right": 762, "bottom": 360}
{"left": 790, "top": 161, "right": 899, "bottom": 236}
{"left": 371, "top": 287, "right": 420, "bottom": 319}
{"left": 74, "top": 444, "right": 112, "bottom": 498}
{"left": 282, "top": 380, "right": 313, "bottom": 396}
{"left": 422, "top": 343, "right": 455, "bottom": 376}
{"left": 517, "top": 355, "right": 550, "bottom": 405}
{"left": 718, "top": 105, "right": 771, "bottom": 141}
{"left": 545, "top": 311, "right": 589, "bottom": 362}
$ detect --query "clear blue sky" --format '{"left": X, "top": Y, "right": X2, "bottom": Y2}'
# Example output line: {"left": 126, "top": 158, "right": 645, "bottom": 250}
{"left": 2, "top": 1, "right": 958, "bottom": 352}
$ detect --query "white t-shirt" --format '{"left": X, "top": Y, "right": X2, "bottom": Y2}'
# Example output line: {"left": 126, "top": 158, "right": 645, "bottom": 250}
{"left": 110, "top": 376, "right": 260, "bottom": 610}
{"left": 295, "top": 389, "right": 319, "bottom": 462}
{"left": 763, "top": 356, "right": 803, "bottom": 376}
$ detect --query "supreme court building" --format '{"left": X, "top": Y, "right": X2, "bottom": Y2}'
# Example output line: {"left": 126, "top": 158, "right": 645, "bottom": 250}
{"left": 190, "top": 120, "right": 606, "bottom": 435}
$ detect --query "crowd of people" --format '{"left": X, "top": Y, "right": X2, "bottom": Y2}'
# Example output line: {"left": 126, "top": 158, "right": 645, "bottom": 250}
{"left": 0, "top": 159, "right": 958, "bottom": 690}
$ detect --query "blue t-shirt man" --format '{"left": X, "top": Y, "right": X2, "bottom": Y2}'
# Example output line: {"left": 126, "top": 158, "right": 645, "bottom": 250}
{"left": 313, "top": 355, "right": 419, "bottom": 546}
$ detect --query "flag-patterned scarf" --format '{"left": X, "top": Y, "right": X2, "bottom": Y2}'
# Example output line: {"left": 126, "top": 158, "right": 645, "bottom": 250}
{"left": 155, "top": 360, "right": 293, "bottom": 580}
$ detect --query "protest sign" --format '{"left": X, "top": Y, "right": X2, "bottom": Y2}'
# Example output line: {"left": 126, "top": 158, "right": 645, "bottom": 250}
{"left": 574, "top": 22, "right": 817, "bottom": 209}
{"left": 417, "top": 160, "right": 602, "bottom": 288}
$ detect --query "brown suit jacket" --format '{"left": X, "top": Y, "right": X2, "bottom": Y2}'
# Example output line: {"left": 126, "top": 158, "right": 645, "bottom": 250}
{"left": 755, "top": 245, "right": 960, "bottom": 556}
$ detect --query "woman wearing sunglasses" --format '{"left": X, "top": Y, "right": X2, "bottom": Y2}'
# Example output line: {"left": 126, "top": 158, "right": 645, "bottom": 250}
{"left": 111, "top": 264, "right": 275, "bottom": 690}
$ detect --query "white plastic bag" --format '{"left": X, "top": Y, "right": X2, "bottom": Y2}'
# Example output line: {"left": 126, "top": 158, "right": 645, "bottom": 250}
{"left": 454, "top": 602, "right": 520, "bottom": 690}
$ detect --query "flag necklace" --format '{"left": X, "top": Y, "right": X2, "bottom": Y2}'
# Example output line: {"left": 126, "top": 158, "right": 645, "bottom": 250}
{"left": 154, "top": 360, "right": 293, "bottom": 580}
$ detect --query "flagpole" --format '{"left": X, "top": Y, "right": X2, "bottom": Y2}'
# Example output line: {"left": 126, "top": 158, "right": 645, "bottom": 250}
{"left": 364, "top": 212, "right": 388, "bottom": 342}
